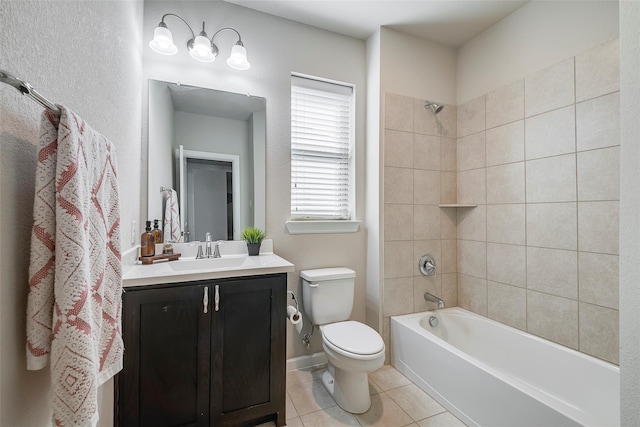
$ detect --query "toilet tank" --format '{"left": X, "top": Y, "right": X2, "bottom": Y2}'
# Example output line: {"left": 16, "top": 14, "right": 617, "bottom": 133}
{"left": 301, "top": 268, "right": 356, "bottom": 325}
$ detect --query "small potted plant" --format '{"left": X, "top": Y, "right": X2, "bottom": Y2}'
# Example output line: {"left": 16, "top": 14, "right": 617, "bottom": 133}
{"left": 241, "top": 227, "right": 266, "bottom": 256}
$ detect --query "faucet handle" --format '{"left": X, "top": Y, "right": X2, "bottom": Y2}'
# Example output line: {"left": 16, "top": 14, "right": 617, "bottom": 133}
{"left": 196, "top": 244, "right": 205, "bottom": 259}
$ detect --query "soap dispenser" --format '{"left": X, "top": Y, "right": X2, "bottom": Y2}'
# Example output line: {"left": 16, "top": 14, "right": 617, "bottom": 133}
{"left": 140, "top": 220, "right": 155, "bottom": 257}
{"left": 152, "top": 219, "right": 163, "bottom": 244}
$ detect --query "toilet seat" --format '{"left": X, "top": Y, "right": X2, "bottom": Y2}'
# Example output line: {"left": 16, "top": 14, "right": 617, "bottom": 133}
{"left": 320, "top": 321, "right": 385, "bottom": 359}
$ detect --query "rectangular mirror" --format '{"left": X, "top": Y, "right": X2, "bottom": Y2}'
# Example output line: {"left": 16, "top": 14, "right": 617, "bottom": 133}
{"left": 147, "top": 80, "right": 266, "bottom": 242}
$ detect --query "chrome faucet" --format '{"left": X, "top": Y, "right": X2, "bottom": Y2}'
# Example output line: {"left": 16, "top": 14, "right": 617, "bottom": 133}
{"left": 205, "top": 232, "right": 213, "bottom": 258}
{"left": 213, "top": 241, "right": 222, "bottom": 258}
{"left": 424, "top": 292, "right": 445, "bottom": 309}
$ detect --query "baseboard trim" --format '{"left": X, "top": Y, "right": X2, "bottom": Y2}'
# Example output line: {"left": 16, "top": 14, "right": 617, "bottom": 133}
{"left": 286, "top": 352, "right": 327, "bottom": 372}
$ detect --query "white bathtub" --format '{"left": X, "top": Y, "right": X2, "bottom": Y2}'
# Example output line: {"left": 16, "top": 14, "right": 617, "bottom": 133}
{"left": 391, "top": 308, "right": 619, "bottom": 427}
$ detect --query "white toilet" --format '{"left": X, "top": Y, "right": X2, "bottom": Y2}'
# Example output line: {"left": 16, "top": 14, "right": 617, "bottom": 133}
{"left": 301, "top": 267, "right": 385, "bottom": 414}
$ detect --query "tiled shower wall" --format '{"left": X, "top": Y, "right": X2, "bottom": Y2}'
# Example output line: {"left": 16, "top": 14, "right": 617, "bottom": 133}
{"left": 381, "top": 94, "right": 457, "bottom": 362}
{"left": 456, "top": 39, "right": 620, "bottom": 364}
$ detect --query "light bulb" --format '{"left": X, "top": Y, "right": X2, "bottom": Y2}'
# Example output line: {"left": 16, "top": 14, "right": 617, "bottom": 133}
{"left": 227, "top": 44, "right": 250, "bottom": 70}
{"left": 149, "top": 25, "right": 177, "bottom": 55}
{"left": 189, "top": 35, "right": 215, "bottom": 62}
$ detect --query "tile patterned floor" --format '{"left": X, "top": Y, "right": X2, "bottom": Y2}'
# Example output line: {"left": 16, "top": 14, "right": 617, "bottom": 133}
{"left": 258, "top": 365, "right": 468, "bottom": 427}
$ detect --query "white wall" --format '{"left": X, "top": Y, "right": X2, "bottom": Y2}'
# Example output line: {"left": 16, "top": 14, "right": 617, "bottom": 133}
{"left": 143, "top": 0, "right": 367, "bottom": 359}
{"left": 0, "top": 2, "right": 143, "bottom": 426}
{"left": 457, "top": 0, "right": 619, "bottom": 104}
{"left": 148, "top": 80, "right": 175, "bottom": 222}
{"left": 619, "top": 1, "right": 640, "bottom": 424}
{"left": 380, "top": 27, "right": 457, "bottom": 105}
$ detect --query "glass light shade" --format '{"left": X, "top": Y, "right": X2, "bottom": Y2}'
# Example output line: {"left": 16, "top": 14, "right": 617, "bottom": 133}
{"left": 227, "top": 44, "right": 250, "bottom": 70}
{"left": 189, "top": 35, "right": 215, "bottom": 62}
{"left": 149, "top": 26, "right": 177, "bottom": 55}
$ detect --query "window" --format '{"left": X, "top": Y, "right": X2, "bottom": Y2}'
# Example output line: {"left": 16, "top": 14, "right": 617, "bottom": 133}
{"left": 290, "top": 74, "right": 354, "bottom": 222}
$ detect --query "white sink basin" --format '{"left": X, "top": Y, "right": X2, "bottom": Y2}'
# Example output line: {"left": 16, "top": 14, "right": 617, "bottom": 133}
{"left": 169, "top": 257, "right": 246, "bottom": 272}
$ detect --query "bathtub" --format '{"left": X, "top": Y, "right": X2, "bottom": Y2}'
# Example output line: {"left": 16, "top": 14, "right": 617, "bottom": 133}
{"left": 391, "top": 308, "right": 619, "bottom": 427}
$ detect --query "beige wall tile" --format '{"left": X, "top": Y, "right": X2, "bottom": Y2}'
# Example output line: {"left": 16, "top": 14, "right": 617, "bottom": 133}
{"left": 524, "top": 58, "right": 575, "bottom": 117}
{"left": 384, "top": 241, "right": 414, "bottom": 278}
{"left": 576, "top": 91, "right": 620, "bottom": 152}
{"left": 414, "top": 205, "right": 441, "bottom": 240}
{"left": 385, "top": 129, "right": 413, "bottom": 168}
{"left": 486, "top": 121, "right": 525, "bottom": 167}
{"left": 384, "top": 204, "right": 413, "bottom": 241}
{"left": 486, "top": 79, "right": 525, "bottom": 129}
{"left": 527, "top": 203, "right": 577, "bottom": 250}
{"left": 579, "top": 252, "right": 619, "bottom": 310}
{"left": 441, "top": 208, "right": 457, "bottom": 239}
{"left": 382, "top": 317, "right": 391, "bottom": 364}
{"left": 441, "top": 172, "right": 457, "bottom": 205}
{"left": 488, "top": 281, "right": 526, "bottom": 331}
{"left": 383, "top": 277, "right": 414, "bottom": 317}
{"left": 486, "top": 243, "right": 526, "bottom": 288}
{"left": 414, "top": 169, "right": 441, "bottom": 205}
{"left": 486, "top": 204, "right": 526, "bottom": 245}
{"left": 441, "top": 273, "right": 458, "bottom": 307}
{"left": 441, "top": 239, "right": 457, "bottom": 274}
{"left": 457, "top": 132, "right": 486, "bottom": 171}
{"left": 457, "top": 95, "right": 486, "bottom": 137}
{"left": 384, "top": 167, "right": 413, "bottom": 204}
{"left": 575, "top": 38, "right": 620, "bottom": 103}
{"left": 457, "top": 240, "right": 486, "bottom": 279}
{"left": 458, "top": 274, "right": 488, "bottom": 315}
{"left": 577, "top": 146, "right": 620, "bottom": 201}
{"left": 526, "top": 247, "right": 578, "bottom": 299}
{"left": 441, "top": 138, "right": 457, "bottom": 172}
{"left": 457, "top": 204, "right": 487, "bottom": 241}
{"left": 525, "top": 105, "right": 576, "bottom": 160}
{"left": 413, "top": 134, "right": 441, "bottom": 170}
{"left": 414, "top": 97, "right": 441, "bottom": 136}
{"left": 487, "top": 162, "right": 526, "bottom": 204}
{"left": 414, "top": 275, "right": 443, "bottom": 312}
{"left": 579, "top": 302, "right": 619, "bottom": 364}
{"left": 385, "top": 93, "right": 413, "bottom": 132}
{"left": 578, "top": 201, "right": 619, "bottom": 254}
{"left": 527, "top": 290, "right": 579, "bottom": 349}
{"left": 413, "top": 240, "right": 441, "bottom": 277}
{"left": 440, "top": 104, "right": 457, "bottom": 139}
{"left": 526, "top": 154, "right": 577, "bottom": 203}
{"left": 457, "top": 169, "right": 486, "bottom": 204}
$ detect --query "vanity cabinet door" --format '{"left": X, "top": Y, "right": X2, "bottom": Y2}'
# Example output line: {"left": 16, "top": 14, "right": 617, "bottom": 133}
{"left": 117, "top": 284, "right": 211, "bottom": 427}
{"left": 211, "top": 274, "right": 286, "bottom": 426}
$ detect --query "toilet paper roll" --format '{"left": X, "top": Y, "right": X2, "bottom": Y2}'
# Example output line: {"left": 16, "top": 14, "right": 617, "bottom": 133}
{"left": 287, "top": 305, "right": 303, "bottom": 334}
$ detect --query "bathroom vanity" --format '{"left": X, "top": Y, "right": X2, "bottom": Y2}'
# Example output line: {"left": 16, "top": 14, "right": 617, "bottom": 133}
{"left": 116, "top": 243, "right": 294, "bottom": 427}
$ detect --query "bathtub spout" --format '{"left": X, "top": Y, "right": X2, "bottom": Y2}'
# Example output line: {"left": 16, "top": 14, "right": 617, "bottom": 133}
{"left": 424, "top": 292, "right": 445, "bottom": 309}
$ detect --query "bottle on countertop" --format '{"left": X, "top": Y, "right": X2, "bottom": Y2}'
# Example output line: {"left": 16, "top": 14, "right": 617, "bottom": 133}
{"left": 152, "top": 219, "right": 163, "bottom": 244}
{"left": 140, "top": 220, "right": 155, "bottom": 257}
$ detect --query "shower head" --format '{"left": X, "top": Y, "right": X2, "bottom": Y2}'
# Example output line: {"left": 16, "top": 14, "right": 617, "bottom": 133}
{"left": 424, "top": 100, "right": 444, "bottom": 114}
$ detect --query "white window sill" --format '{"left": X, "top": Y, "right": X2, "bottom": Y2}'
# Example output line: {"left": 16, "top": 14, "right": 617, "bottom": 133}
{"left": 285, "top": 220, "right": 361, "bottom": 235}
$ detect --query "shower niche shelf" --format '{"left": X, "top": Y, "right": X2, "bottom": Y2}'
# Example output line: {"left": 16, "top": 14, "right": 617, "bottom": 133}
{"left": 438, "top": 204, "right": 478, "bottom": 208}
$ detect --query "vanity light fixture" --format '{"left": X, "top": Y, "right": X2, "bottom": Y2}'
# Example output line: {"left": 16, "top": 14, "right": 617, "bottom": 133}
{"left": 149, "top": 13, "right": 251, "bottom": 70}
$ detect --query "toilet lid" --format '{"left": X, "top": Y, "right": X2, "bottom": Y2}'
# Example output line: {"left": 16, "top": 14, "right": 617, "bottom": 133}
{"left": 321, "top": 321, "right": 384, "bottom": 355}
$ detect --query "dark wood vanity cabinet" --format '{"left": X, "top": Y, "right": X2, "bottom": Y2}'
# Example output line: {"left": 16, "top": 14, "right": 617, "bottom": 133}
{"left": 115, "top": 273, "right": 287, "bottom": 427}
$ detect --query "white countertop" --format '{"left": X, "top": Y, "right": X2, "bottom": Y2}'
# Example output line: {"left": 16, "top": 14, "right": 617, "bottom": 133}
{"left": 122, "top": 240, "right": 295, "bottom": 288}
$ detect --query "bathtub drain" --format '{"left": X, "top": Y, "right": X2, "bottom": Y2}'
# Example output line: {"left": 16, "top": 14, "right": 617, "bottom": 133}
{"left": 429, "top": 316, "right": 438, "bottom": 327}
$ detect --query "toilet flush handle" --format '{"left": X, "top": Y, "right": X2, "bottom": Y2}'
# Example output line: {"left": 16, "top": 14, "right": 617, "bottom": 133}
{"left": 308, "top": 283, "right": 319, "bottom": 288}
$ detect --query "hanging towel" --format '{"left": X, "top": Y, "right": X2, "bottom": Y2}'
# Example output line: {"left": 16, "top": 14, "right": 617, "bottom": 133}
{"left": 26, "top": 106, "right": 123, "bottom": 427}
{"left": 163, "top": 188, "right": 181, "bottom": 242}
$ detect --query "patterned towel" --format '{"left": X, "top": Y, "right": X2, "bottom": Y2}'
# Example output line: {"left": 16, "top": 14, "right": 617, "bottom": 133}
{"left": 26, "top": 106, "right": 123, "bottom": 426}
{"left": 163, "top": 188, "right": 181, "bottom": 242}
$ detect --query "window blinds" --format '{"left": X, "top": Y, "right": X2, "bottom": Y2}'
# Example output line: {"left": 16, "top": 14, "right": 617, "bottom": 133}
{"left": 291, "top": 75, "right": 353, "bottom": 220}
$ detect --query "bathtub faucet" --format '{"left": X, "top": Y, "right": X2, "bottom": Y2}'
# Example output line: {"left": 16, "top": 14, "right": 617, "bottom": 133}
{"left": 424, "top": 292, "right": 445, "bottom": 309}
